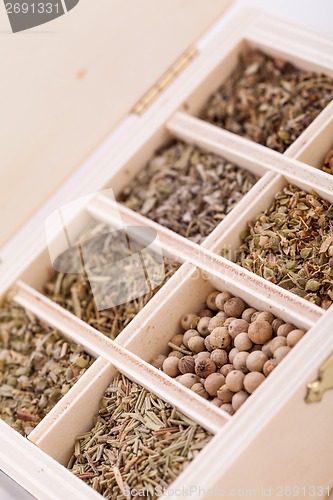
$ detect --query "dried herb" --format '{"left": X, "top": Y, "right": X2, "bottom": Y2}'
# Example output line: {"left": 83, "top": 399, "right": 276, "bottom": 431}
{"left": 68, "top": 373, "right": 211, "bottom": 499}
{"left": 321, "top": 148, "right": 333, "bottom": 175}
{"left": 119, "top": 141, "right": 258, "bottom": 243}
{"left": 201, "top": 49, "right": 333, "bottom": 153}
{"left": 44, "top": 221, "right": 180, "bottom": 339}
{"left": 235, "top": 185, "right": 333, "bottom": 308}
{"left": 0, "top": 296, "right": 94, "bottom": 436}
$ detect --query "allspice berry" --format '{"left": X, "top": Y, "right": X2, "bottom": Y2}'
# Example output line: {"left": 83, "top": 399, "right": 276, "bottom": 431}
{"left": 195, "top": 351, "right": 211, "bottom": 361}
{"left": 204, "top": 373, "right": 226, "bottom": 396}
{"left": 261, "top": 340, "right": 273, "bottom": 359}
{"left": 251, "top": 311, "right": 261, "bottom": 322}
{"left": 223, "top": 317, "right": 237, "bottom": 328}
{"left": 228, "top": 347, "right": 239, "bottom": 364}
{"left": 244, "top": 372, "right": 265, "bottom": 394}
{"left": 197, "top": 317, "right": 211, "bottom": 337}
{"left": 181, "top": 313, "right": 199, "bottom": 331}
{"left": 234, "top": 332, "right": 253, "bottom": 352}
{"left": 270, "top": 336, "right": 287, "bottom": 354}
{"left": 274, "top": 346, "right": 291, "bottom": 363}
{"left": 233, "top": 352, "right": 249, "bottom": 373}
{"left": 162, "top": 357, "right": 180, "bottom": 378}
{"left": 177, "top": 373, "right": 199, "bottom": 389}
{"left": 224, "top": 297, "right": 246, "bottom": 318}
{"left": 151, "top": 354, "right": 166, "bottom": 370}
{"left": 248, "top": 320, "right": 273, "bottom": 344}
{"left": 206, "top": 291, "right": 220, "bottom": 311}
{"left": 168, "top": 351, "right": 183, "bottom": 359}
{"left": 211, "top": 397, "right": 223, "bottom": 407}
{"left": 256, "top": 311, "right": 274, "bottom": 323}
{"left": 183, "top": 329, "right": 199, "bottom": 348}
{"left": 209, "top": 327, "right": 231, "bottom": 349}
{"left": 246, "top": 351, "right": 268, "bottom": 372}
{"left": 178, "top": 356, "right": 195, "bottom": 374}
{"left": 232, "top": 391, "right": 249, "bottom": 412}
{"left": 272, "top": 318, "right": 284, "bottom": 333}
{"left": 277, "top": 323, "right": 295, "bottom": 337}
{"left": 204, "top": 336, "right": 214, "bottom": 352}
{"left": 215, "top": 291, "right": 233, "bottom": 311}
{"left": 210, "top": 349, "right": 228, "bottom": 368}
{"left": 220, "top": 403, "right": 234, "bottom": 415}
{"left": 226, "top": 370, "right": 245, "bottom": 392}
{"left": 287, "top": 329, "right": 305, "bottom": 347}
{"left": 242, "top": 308, "right": 257, "bottom": 323}
{"left": 188, "top": 336, "right": 205, "bottom": 353}
{"left": 191, "top": 383, "right": 209, "bottom": 399}
{"left": 208, "top": 316, "right": 225, "bottom": 333}
{"left": 199, "top": 309, "right": 214, "bottom": 318}
{"left": 195, "top": 358, "right": 216, "bottom": 378}
{"left": 170, "top": 334, "right": 184, "bottom": 347}
{"left": 228, "top": 319, "right": 249, "bottom": 339}
{"left": 263, "top": 359, "right": 278, "bottom": 376}
{"left": 220, "top": 364, "right": 234, "bottom": 377}
{"left": 217, "top": 384, "right": 234, "bottom": 403}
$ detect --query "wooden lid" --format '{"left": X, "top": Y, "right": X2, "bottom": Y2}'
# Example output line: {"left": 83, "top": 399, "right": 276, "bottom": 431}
{"left": 0, "top": 0, "right": 232, "bottom": 247}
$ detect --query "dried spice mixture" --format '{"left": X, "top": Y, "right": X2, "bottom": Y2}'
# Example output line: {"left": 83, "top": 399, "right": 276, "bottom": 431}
{"left": 201, "top": 49, "right": 333, "bottom": 153}
{"left": 68, "top": 374, "right": 211, "bottom": 499}
{"left": 119, "top": 141, "right": 258, "bottom": 243}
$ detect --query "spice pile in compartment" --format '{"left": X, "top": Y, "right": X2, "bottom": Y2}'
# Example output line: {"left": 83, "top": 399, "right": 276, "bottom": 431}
{"left": 118, "top": 141, "right": 258, "bottom": 243}
{"left": 68, "top": 373, "right": 211, "bottom": 499}
{"left": 44, "top": 221, "right": 180, "bottom": 339}
{"left": 321, "top": 147, "right": 333, "bottom": 175}
{"left": 200, "top": 49, "right": 333, "bottom": 153}
{"left": 235, "top": 184, "right": 333, "bottom": 308}
{"left": 0, "top": 296, "right": 94, "bottom": 436}
{"left": 151, "top": 290, "right": 306, "bottom": 414}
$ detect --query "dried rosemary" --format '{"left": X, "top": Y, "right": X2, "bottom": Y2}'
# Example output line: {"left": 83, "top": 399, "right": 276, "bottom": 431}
{"left": 235, "top": 185, "right": 333, "bottom": 308}
{"left": 119, "top": 141, "right": 258, "bottom": 243}
{"left": 0, "top": 295, "right": 94, "bottom": 436}
{"left": 201, "top": 49, "right": 333, "bottom": 153}
{"left": 68, "top": 373, "right": 211, "bottom": 499}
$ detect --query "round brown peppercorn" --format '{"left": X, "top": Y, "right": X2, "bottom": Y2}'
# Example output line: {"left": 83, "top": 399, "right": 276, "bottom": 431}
{"left": 256, "top": 311, "right": 275, "bottom": 324}
{"left": 151, "top": 354, "right": 166, "bottom": 370}
{"left": 209, "top": 327, "right": 231, "bottom": 349}
{"left": 162, "top": 357, "right": 180, "bottom": 378}
{"left": 204, "top": 373, "right": 226, "bottom": 396}
{"left": 232, "top": 390, "right": 249, "bottom": 412}
{"left": 170, "top": 334, "right": 184, "bottom": 347}
{"left": 220, "top": 403, "right": 235, "bottom": 415}
{"left": 178, "top": 356, "right": 195, "bottom": 374}
{"left": 220, "top": 364, "right": 234, "bottom": 377}
{"left": 195, "top": 351, "right": 211, "bottom": 361}
{"left": 211, "top": 397, "right": 223, "bottom": 407}
{"left": 215, "top": 291, "right": 233, "bottom": 311}
{"left": 228, "top": 347, "right": 239, "bottom": 364}
{"left": 198, "top": 309, "right": 214, "bottom": 318}
{"left": 272, "top": 318, "right": 284, "bottom": 333}
{"left": 287, "top": 329, "right": 305, "bottom": 347}
{"left": 246, "top": 351, "right": 268, "bottom": 372}
{"left": 191, "top": 383, "right": 209, "bottom": 399}
{"left": 251, "top": 311, "right": 261, "bottom": 322}
{"left": 177, "top": 373, "right": 199, "bottom": 389}
{"left": 223, "top": 317, "right": 238, "bottom": 328}
{"left": 217, "top": 384, "right": 234, "bottom": 403}
{"left": 197, "top": 317, "right": 211, "bottom": 337}
{"left": 181, "top": 313, "right": 199, "bottom": 331}
{"left": 261, "top": 340, "right": 273, "bottom": 359}
{"left": 188, "top": 336, "right": 205, "bottom": 354}
{"left": 234, "top": 332, "right": 253, "bottom": 352}
{"left": 210, "top": 349, "right": 228, "bottom": 368}
{"left": 233, "top": 352, "right": 249, "bottom": 373}
{"left": 195, "top": 358, "right": 216, "bottom": 378}
{"left": 206, "top": 291, "right": 220, "bottom": 311}
{"left": 183, "top": 329, "right": 199, "bottom": 348}
{"left": 224, "top": 297, "right": 246, "bottom": 318}
{"left": 242, "top": 308, "right": 257, "bottom": 323}
{"left": 244, "top": 372, "right": 265, "bottom": 394}
{"left": 226, "top": 370, "right": 245, "bottom": 392}
{"left": 248, "top": 320, "right": 273, "bottom": 345}
{"left": 277, "top": 323, "right": 295, "bottom": 337}
{"left": 228, "top": 319, "right": 250, "bottom": 339}
{"left": 216, "top": 311, "right": 228, "bottom": 319}
{"left": 274, "top": 346, "right": 291, "bottom": 363}
{"left": 208, "top": 316, "right": 225, "bottom": 333}
{"left": 270, "top": 336, "right": 287, "bottom": 354}
{"left": 204, "top": 336, "right": 214, "bottom": 352}
{"left": 263, "top": 359, "right": 278, "bottom": 376}
{"left": 168, "top": 351, "right": 183, "bottom": 359}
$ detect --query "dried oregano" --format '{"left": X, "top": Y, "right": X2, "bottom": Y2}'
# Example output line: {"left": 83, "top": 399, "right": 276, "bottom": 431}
{"left": 68, "top": 374, "right": 211, "bottom": 499}
{"left": 235, "top": 185, "right": 333, "bottom": 308}
{"left": 119, "top": 141, "right": 258, "bottom": 243}
{"left": 0, "top": 296, "right": 94, "bottom": 436}
{"left": 201, "top": 49, "right": 333, "bottom": 153}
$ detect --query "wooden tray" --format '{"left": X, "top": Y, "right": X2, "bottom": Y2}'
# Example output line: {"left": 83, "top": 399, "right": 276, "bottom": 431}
{"left": 1, "top": 7, "right": 333, "bottom": 499}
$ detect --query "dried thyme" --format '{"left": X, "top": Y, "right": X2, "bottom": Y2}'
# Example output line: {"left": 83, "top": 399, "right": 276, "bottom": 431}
{"left": 235, "top": 185, "right": 333, "bottom": 308}
{"left": 0, "top": 296, "right": 94, "bottom": 436}
{"left": 119, "top": 141, "right": 258, "bottom": 243}
{"left": 68, "top": 374, "right": 211, "bottom": 499}
{"left": 201, "top": 49, "right": 333, "bottom": 153}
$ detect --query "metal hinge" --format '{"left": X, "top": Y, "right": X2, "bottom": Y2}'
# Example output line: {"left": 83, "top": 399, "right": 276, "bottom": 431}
{"left": 305, "top": 352, "right": 333, "bottom": 403}
{"left": 132, "top": 46, "right": 198, "bottom": 115}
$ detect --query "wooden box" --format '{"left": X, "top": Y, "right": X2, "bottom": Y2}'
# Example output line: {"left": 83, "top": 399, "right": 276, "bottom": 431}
{"left": 1, "top": 5, "right": 333, "bottom": 499}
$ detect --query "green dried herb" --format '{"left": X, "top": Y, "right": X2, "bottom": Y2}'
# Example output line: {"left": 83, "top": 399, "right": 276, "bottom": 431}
{"left": 119, "top": 141, "right": 258, "bottom": 243}
{"left": 68, "top": 374, "right": 211, "bottom": 499}
{"left": 0, "top": 295, "right": 94, "bottom": 436}
{"left": 235, "top": 184, "right": 333, "bottom": 308}
{"left": 201, "top": 49, "right": 333, "bottom": 153}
